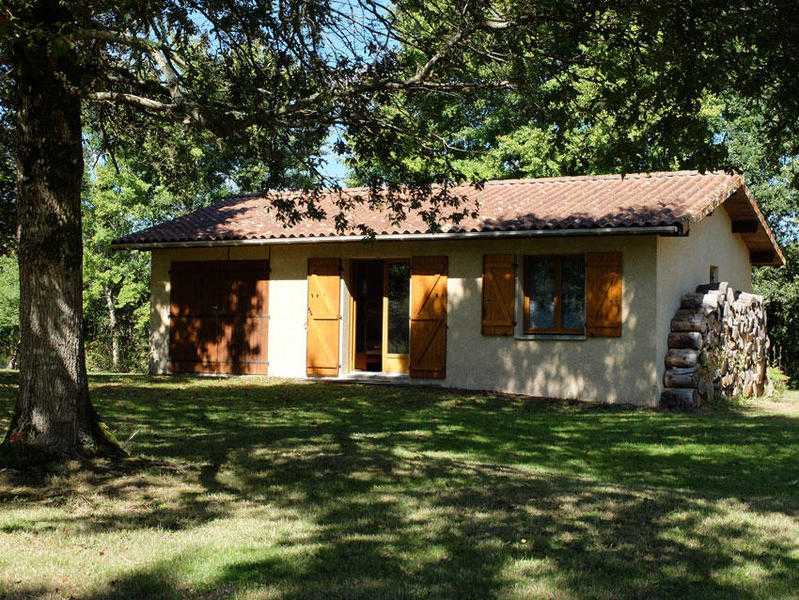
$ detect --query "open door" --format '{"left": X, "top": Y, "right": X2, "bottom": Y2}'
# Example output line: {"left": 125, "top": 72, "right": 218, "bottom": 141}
{"left": 307, "top": 257, "right": 341, "bottom": 377}
{"left": 409, "top": 256, "right": 448, "bottom": 379}
{"left": 382, "top": 260, "right": 411, "bottom": 373}
{"left": 351, "top": 260, "right": 383, "bottom": 372}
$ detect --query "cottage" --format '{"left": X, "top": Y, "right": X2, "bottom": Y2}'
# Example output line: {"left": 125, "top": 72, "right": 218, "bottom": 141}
{"left": 113, "top": 171, "right": 784, "bottom": 407}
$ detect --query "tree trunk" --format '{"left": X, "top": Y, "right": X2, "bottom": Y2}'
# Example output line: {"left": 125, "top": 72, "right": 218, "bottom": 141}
{"left": 3, "top": 32, "right": 120, "bottom": 458}
{"left": 104, "top": 287, "right": 120, "bottom": 372}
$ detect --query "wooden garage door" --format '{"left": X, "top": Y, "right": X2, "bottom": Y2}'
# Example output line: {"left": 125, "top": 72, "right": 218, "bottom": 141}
{"left": 169, "top": 260, "right": 269, "bottom": 374}
{"left": 307, "top": 257, "right": 341, "bottom": 377}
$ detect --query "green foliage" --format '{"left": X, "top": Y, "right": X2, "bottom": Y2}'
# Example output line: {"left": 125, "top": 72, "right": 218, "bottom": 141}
{"left": 767, "top": 367, "right": 790, "bottom": 400}
{"left": 754, "top": 244, "right": 799, "bottom": 383}
{"left": 81, "top": 116, "right": 270, "bottom": 372}
{"left": 82, "top": 163, "right": 152, "bottom": 372}
{"left": 715, "top": 96, "right": 799, "bottom": 242}
{"left": 714, "top": 98, "right": 799, "bottom": 382}
{"left": 0, "top": 254, "right": 19, "bottom": 364}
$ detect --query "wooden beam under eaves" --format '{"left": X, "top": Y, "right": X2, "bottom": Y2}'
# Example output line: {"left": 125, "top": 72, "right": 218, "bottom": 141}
{"left": 732, "top": 220, "right": 759, "bottom": 234}
{"left": 750, "top": 250, "right": 777, "bottom": 265}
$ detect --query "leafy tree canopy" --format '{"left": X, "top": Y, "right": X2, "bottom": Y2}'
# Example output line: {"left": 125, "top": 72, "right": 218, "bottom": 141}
{"left": 4, "top": 1, "right": 799, "bottom": 229}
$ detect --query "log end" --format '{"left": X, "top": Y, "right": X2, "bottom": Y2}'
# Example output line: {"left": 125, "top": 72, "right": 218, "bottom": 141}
{"left": 660, "top": 388, "right": 700, "bottom": 410}
{"left": 665, "top": 349, "right": 699, "bottom": 368}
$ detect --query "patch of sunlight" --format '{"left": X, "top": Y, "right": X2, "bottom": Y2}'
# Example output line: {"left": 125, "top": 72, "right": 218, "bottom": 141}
{"left": 713, "top": 562, "right": 771, "bottom": 588}
{"left": 348, "top": 470, "right": 379, "bottom": 482}
{"left": 499, "top": 558, "right": 575, "bottom": 600}
{"left": 624, "top": 442, "right": 752, "bottom": 457}
{"left": 233, "top": 586, "right": 287, "bottom": 600}
{"left": 391, "top": 446, "right": 420, "bottom": 460}
{"left": 0, "top": 501, "right": 321, "bottom": 598}
{"left": 402, "top": 429, "right": 435, "bottom": 438}
{"left": 407, "top": 504, "right": 456, "bottom": 520}
{"left": 334, "top": 532, "right": 398, "bottom": 545}
{"left": 658, "top": 497, "right": 798, "bottom": 570}
{"left": 183, "top": 542, "right": 320, "bottom": 591}
{"left": 214, "top": 469, "right": 249, "bottom": 492}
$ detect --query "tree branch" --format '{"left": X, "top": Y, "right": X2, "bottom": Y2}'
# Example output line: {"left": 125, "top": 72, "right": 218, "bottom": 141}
{"left": 403, "top": 29, "right": 467, "bottom": 86}
{"left": 66, "top": 28, "right": 189, "bottom": 72}
{"left": 66, "top": 29, "right": 166, "bottom": 53}
{"left": 86, "top": 92, "right": 176, "bottom": 112}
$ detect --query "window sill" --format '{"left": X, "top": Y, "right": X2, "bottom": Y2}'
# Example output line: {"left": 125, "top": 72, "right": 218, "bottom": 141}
{"left": 514, "top": 333, "right": 587, "bottom": 342}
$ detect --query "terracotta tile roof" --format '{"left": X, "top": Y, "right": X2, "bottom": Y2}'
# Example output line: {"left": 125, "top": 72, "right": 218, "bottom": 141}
{"left": 112, "top": 170, "right": 783, "bottom": 264}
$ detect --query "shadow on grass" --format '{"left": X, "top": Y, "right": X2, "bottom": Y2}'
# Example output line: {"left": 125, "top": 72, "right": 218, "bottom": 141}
{"left": 1, "top": 372, "right": 797, "bottom": 599}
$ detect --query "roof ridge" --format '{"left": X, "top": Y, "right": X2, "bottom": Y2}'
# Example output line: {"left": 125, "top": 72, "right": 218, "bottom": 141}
{"left": 233, "top": 170, "right": 733, "bottom": 199}
{"left": 477, "top": 170, "right": 718, "bottom": 185}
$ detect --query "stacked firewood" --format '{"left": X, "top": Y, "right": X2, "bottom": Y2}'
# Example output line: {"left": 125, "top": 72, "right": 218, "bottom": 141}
{"left": 661, "top": 282, "right": 769, "bottom": 409}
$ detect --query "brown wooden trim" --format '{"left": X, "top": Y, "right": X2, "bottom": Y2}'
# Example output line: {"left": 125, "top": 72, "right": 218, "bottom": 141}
{"left": 409, "top": 256, "right": 448, "bottom": 379}
{"left": 306, "top": 257, "right": 342, "bottom": 377}
{"left": 731, "top": 220, "right": 759, "bottom": 234}
{"left": 750, "top": 250, "right": 778, "bottom": 265}
{"left": 522, "top": 254, "right": 586, "bottom": 336}
{"left": 168, "top": 259, "right": 269, "bottom": 375}
{"left": 586, "top": 252, "right": 623, "bottom": 337}
{"left": 170, "top": 259, "right": 270, "bottom": 277}
{"left": 481, "top": 254, "right": 516, "bottom": 336}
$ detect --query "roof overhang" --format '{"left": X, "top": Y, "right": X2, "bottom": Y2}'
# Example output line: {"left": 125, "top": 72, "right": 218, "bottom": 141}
{"left": 111, "top": 224, "right": 683, "bottom": 251}
{"left": 720, "top": 185, "right": 785, "bottom": 267}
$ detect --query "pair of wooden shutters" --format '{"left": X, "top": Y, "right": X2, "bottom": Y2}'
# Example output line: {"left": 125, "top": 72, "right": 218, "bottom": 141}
{"left": 169, "top": 260, "right": 269, "bottom": 374}
{"left": 480, "top": 252, "right": 622, "bottom": 337}
{"left": 306, "top": 256, "right": 448, "bottom": 379}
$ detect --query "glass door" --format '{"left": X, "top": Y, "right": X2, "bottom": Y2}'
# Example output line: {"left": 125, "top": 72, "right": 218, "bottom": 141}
{"left": 382, "top": 260, "right": 410, "bottom": 374}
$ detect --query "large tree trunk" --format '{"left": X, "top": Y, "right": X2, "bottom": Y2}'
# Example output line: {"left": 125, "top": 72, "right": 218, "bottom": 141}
{"left": 3, "top": 34, "right": 120, "bottom": 458}
{"left": 104, "top": 287, "right": 121, "bottom": 372}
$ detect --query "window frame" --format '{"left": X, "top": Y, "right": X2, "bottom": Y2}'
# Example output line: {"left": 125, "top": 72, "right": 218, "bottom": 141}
{"left": 522, "top": 254, "right": 587, "bottom": 336}
{"left": 709, "top": 265, "right": 719, "bottom": 284}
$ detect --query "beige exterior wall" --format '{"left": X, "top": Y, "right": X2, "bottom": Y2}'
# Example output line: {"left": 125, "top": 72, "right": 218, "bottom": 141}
{"left": 654, "top": 207, "right": 753, "bottom": 387}
{"left": 151, "top": 235, "right": 662, "bottom": 405}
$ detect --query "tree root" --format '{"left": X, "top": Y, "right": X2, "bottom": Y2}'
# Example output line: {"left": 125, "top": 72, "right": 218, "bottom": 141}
{"left": 1, "top": 418, "right": 128, "bottom": 468}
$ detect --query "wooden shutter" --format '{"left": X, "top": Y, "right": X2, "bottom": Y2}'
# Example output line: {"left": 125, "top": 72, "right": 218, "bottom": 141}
{"left": 586, "top": 252, "right": 622, "bottom": 337}
{"left": 481, "top": 254, "right": 516, "bottom": 336}
{"left": 306, "top": 257, "right": 341, "bottom": 377}
{"left": 217, "top": 262, "right": 269, "bottom": 374}
{"left": 409, "top": 256, "right": 448, "bottom": 379}
{"left": 169, "top": 260, "right": 268, "bottom": 374}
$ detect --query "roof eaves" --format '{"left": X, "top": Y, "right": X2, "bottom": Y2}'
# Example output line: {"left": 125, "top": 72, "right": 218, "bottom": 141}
{"left": 111, "top": 223, "right": 682, "bottom": 250}
{"left": 735, "top": 183, "right": 786, "bottom": 267}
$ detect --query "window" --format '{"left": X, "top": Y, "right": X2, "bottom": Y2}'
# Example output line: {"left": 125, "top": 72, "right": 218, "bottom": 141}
{"left": 709, "top": 265, "right": 719, "bottom": 284}
{"left": 523, "top": 255, "right": 586, "bottom": 334}
{"left": 385, "top": 261, "right": 410, "bottom": 354}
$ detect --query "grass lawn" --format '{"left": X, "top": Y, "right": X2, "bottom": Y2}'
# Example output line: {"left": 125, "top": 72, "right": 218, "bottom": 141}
{"left": 0, "top": 373, "right": 797, "bottom": 599}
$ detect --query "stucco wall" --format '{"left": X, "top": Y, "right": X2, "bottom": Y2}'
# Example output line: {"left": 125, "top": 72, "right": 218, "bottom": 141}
{"left": 654, "top": 207, "right": 754, "bottom": 389}
{"left": 150, "top": 235, "right": 661, "bottom": 405}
